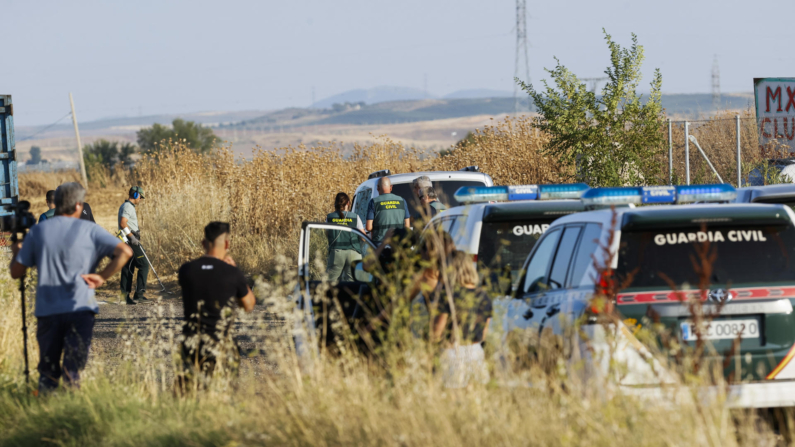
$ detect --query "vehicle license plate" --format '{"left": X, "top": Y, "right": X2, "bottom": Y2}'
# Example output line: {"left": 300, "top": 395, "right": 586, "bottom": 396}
{"left": 680, "top": 319, "right": 760, "bottom": 341}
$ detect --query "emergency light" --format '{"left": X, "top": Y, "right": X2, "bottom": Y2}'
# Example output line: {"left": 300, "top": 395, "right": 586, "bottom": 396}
{"left": 580, "top": 183, "right": 736, "bottom": 206}
{"left": 454, "top": 183, "right": 589, "bottom": 203}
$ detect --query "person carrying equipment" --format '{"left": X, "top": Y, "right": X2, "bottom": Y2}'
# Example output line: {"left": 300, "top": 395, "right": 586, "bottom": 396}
{"left": 177, "top": 222, "right": 255, "bottom": 391}
{"left": 38, "top": 190, "right": 56, "bottom": 223}
{"left": 118, "top": 186, "right": 148, "bottom": 304}
{"left": 365, "top": 177, "right": 410, "bottom": 246}
{"left": 326, "top": 192, "right": 365, "bottom": 283}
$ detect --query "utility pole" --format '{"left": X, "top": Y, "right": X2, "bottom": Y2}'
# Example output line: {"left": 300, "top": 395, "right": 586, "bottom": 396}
{"left": 69, "top": 93, "right": 89, "bottom": 189}
{"left": 712, "top": 55, "right": 721, "bottom": 110}
{"left": 513, "top": 0, "right": 530, "bottom": 114}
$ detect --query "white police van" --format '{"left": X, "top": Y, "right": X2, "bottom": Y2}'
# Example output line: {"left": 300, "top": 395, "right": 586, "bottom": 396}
{"left": 502, "top": 184, "right": 795, "bottom": 407}
{"left": 734, "top": 183, "right": 795, "bottom": 209}
{"left": 350, "top": 167, "right": 493, "bottom": 225}
{"left": 425, "top": 183, "right": 590, "bottom": 288}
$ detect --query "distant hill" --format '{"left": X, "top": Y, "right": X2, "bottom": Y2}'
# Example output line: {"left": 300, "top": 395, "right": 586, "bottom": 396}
{"left": 443, "top": 89, "right": 513, "bottom": 99}
{"left": 312, "top": 86, "right": 431, "bottom": 109}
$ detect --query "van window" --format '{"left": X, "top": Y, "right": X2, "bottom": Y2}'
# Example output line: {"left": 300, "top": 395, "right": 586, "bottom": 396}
{"left": 568, "top": 223, "right": 602, "bottom": 287}
{"left": 353, "top": 189, "right": 372, "bottom": 222}
{"left": 548, "top": 226, "right": 582, "bottom": 289}
{"left": 522, "top": 229, "right": 561, "bottom": 294}
{"left": 617, "top": 224, "right": 795, "bottom": 290}
{"left": 391, "top": 180, "right": 487, "bottom": 217}
{"left": 477, "top": 219, "right": 554, "bottom": 279}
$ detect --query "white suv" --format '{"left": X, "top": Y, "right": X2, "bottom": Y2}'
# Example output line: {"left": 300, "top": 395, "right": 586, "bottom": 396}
{"left": 350, "top": 167, "right": 493, "bottom": 224}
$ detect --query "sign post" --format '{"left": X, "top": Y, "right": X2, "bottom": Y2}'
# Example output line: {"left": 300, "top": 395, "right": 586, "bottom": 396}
{"left": 754, "top": 78, "right": 795, "bottom": 157}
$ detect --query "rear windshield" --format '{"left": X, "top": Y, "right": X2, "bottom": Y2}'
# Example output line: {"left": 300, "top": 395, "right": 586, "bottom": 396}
{"left": 477, "top": 220, "right": 553, "bottom": 278}
{"left": 617, "top": 225, "right": 795, "bottom": 290}
{"left": 391, "top": 180, "right": 486, "bottom": 217}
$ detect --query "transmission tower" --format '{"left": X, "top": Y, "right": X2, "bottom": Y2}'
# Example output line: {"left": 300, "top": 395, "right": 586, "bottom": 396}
{"left": 580, "top": 77, "right": 608, "bottom": 93}
{"left": 711, "top": 55, "right": 720, "bottom": 110}
{"left": 513, "top": 0, "right": 530, "bottom": 114}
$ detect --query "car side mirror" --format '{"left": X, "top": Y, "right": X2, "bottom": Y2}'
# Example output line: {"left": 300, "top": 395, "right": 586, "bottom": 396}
{"left": 353, "top": 261, "right": 373, "bottom": 283}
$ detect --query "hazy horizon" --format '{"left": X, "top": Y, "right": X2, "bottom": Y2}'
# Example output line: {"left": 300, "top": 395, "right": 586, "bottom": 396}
{"left": 4, "top": 0, "right": 792, "bottom": 126}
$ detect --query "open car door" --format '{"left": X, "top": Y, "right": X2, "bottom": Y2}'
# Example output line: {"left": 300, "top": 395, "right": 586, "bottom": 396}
{"left": 297, "top": 221, "right": 377, "bottom": 353}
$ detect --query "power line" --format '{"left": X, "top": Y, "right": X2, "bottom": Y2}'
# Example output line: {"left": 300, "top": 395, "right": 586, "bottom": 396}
{"left": 16, "top": 112, "right": 72, "bottom": 141}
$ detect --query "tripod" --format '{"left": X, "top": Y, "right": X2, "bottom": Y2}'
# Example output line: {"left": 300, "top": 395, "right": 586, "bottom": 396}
{"left": 11, "top": 231, "right": 30, "bottom": 384}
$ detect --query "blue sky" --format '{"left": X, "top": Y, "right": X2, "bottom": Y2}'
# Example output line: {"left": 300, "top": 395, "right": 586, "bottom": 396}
{"left": 3, "top": 0, "right": 793, "bottom": 125}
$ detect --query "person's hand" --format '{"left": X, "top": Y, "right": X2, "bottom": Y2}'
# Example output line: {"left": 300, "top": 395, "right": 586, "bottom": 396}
{"left": 81, "top": 274, "right": 105, "bottom": 289}
{"left": 128, "top": 233, "right": 139, "bottom": 246}
{"left": 223, "top": 255, "right": 237, "bottom": 267}
{"left": 10, "top": 242, "right": 22, "bottom": 257}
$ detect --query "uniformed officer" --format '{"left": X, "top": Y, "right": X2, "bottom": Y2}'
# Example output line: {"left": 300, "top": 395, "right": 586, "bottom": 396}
{"left": 118, "top": 186, "right": 149, "bottom": 304}
{"left": 411, "top": 186, "right": 447, "bottom": 228}
{"left": 326, "top": 192, "right": 365, "bottom": 282}
{"left": 365, "top": 177, "right": 410, "bottom": 246}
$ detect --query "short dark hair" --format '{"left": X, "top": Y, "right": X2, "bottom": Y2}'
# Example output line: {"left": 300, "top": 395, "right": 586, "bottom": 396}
{"left": 54, "top": 183, "right": 86, "bottom": 216}
{"left": 204, "top": 221, "right": 231, "bottom": 243}
{"left": 45, "top": 190, "right": 55, "bottom": 204}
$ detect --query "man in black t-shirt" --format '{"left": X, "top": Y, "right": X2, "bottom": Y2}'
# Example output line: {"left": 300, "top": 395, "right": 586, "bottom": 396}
{"left": 177, "top": 222, "right": 255, "bottom": 389}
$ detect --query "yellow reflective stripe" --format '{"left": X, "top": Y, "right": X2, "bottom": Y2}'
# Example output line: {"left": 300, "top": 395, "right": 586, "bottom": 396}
{"left": 767, "top": 343, "right": 795, "bottom": 379}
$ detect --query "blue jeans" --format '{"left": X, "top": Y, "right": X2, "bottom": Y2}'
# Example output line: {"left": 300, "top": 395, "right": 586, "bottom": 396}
{"left": 36, "top": 311, "right": 95, "bottom": 392}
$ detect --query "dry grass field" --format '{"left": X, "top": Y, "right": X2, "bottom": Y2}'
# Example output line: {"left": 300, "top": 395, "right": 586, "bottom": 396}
{"left": 0, "top": 114, "right": 784, "bottom": 446}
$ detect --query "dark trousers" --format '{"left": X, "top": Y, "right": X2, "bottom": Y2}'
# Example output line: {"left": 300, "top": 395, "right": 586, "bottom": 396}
{"left": 120, "top": 243, "right": 149, "bottom": 299}
{"left": 36, "top": 311, "right": 95, "bottom": 392}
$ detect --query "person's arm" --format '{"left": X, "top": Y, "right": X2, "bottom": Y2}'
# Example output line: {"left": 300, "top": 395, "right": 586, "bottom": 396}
{"left": 231, "top": 266, "right": 256, "bottom": 312}
{"left": 403, "top": 201, "right": 411, "bottom": 229}
{"left": 81, "top": 242, "right": 133, "bottom": 289}
{"left": 404, "top": 218, "right": 411, "bottom": 229}
{"left": 238, "top": 287, "right": 256, "bottom": 312}
{"left": 365, "top": 199, "right": 375, "bottom": 233}
{"left": 10, "top": 242, "right": 28, "bottom": 279}
{"left": 432, "top": 313, "right": 448, "bottom": 342}
{"left": 120, "top": 216, "right": 129, "bottom": 230}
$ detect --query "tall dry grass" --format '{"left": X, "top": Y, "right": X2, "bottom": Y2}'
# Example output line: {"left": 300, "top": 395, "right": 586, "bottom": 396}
{"left": 133, "top": 117, "right": 567, "bottom": 276}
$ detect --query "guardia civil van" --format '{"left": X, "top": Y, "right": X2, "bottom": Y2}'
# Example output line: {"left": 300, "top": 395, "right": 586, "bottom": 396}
{"left": 425, "top": 183, "right": 590, "bottom": 289}
{"left": 503, "top": 184, "right": 795, "bottom": 407}
{"left": 734, "top": 183, "right": 795, "bottom": 209}
{"left": 350, "top": 167, "right": 493, "bottom": 225}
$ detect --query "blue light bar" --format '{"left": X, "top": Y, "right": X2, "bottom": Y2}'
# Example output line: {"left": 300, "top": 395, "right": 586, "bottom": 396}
{"left": 454, "top": 183, "right": 589, "bottom": 203}
{"left": 675, "top": 184, "right": 737, "bottom": 203}
{"left": 580, "top": 184, "right": 736, "bottom": 206}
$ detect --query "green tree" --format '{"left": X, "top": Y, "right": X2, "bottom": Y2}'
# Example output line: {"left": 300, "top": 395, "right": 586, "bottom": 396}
{"left": 520, "top": 31, "right": 665, "bottom": 186}
{"left": 136, "top": 118, "right": 218, "bottom": 153}
{"left": 27, "top": 146, "right": 42, "bottom": 165}
{"left": 118, "top": 142, "right": 137, "bottom": 166}
{"left": 83, "top": 139, "right": 120, "bottom": 174}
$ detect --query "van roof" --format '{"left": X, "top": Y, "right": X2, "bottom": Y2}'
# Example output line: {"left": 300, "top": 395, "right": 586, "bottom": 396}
{"left": 551, "top": 203, "right": 794, "bottom": 231}
{"left": 735, "top": 184, "right": 795, "bottom": 203}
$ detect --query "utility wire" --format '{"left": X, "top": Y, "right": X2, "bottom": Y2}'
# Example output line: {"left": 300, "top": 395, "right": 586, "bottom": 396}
{"left": 17, "top": 112, "right": 72, "bottom": 141}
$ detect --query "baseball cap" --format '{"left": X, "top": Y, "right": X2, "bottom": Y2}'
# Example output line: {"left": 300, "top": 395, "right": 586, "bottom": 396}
{"left": 130, "top": 186, "right": 145, "bottom": 198}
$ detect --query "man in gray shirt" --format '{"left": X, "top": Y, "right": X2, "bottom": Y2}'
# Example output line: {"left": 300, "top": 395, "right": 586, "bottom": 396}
{"left": 11, "top": 182, "right": 132, "bottom": 392}
{"left": 118, "top": 185, "right": 148, "bottom": 304}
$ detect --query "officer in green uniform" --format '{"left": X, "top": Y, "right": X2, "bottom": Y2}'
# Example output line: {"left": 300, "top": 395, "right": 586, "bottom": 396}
{"left": 326, "top": 192, "right": 364, "bottom": 282}
{"left": 411, "top": 186, "right": 447, "bottom": 228}
{"left": 118, "top": 186, "right": 148, "bottom": 304}
{"left": 365, "top": 177, "right": 411, "bottom": 246}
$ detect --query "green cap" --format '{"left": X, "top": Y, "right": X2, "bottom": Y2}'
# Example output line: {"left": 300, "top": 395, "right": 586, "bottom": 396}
{"left": 130, "top": 186, "right": 145, "bottom": 199}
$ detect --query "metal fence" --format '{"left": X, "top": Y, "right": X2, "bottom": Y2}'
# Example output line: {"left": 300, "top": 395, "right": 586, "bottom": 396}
{"left": 665, "top": 115, "right": 763, "bottom": 187}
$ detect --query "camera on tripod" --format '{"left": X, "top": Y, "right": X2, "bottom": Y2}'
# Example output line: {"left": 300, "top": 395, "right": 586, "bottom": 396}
{"left": 1, "top": 201, "right": 37, "bottom": 241}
